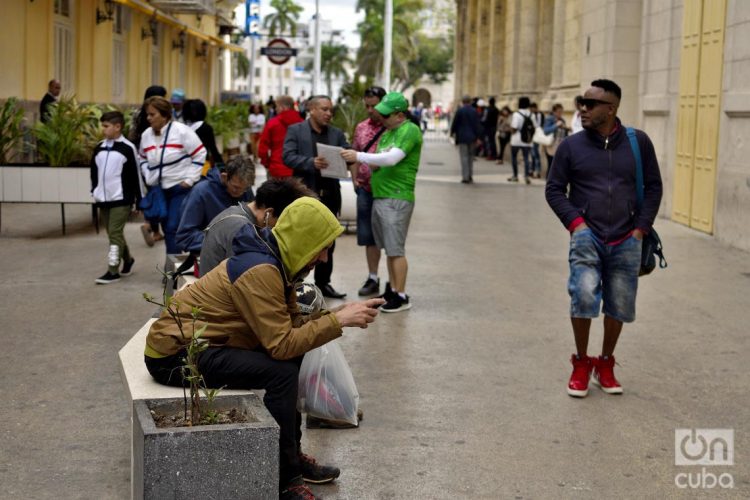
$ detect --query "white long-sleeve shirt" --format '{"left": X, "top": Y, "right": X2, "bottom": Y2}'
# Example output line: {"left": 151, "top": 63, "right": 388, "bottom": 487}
{"left": 139, "top": 120, "right": 206, "bottom": 189}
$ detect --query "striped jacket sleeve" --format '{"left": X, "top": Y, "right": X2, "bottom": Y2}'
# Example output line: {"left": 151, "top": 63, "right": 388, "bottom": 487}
{"left": 182, "top": 126, "right": 207, "bottom": 186}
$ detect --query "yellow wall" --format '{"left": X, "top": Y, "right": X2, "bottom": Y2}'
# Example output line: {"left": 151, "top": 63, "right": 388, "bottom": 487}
{"left": 25, "top": 0, "right": 53, "bottom": 100}
{"left": 0, "top": 1, "right": 27, "bottom": 97}
{"left": 0, "top": 0, "right": 222, "bottom": 106}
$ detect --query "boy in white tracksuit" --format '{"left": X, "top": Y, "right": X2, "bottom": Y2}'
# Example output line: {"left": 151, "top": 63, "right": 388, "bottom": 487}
{"left": 90, "top": 111, "right": 142, "bottom": 284}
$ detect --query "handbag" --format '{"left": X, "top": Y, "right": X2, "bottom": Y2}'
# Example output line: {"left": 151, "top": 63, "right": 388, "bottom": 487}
{"left": 139, "top": 122, "right": 172, "bottom": 220}
{"left": 140, "top": 185, "right": 167, "bottom": 220}
{"left": 532, "top": 126, "right": 554, "bottom": 146}
{"left": 626, "top": 127, "right": 667, "bottom": 276}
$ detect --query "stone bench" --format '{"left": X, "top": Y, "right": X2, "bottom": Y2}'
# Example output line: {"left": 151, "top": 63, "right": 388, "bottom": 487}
{"left": 119, "top": 318, "right": 278, "bottom": 499}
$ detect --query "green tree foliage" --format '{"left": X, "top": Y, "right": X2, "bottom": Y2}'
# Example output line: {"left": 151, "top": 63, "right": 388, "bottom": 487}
{"left": 305, "top": 38, "right": 353, "bottom": 98}
{"left": 355, "top": 0, "right": 423, "bottom": 89}
{"left": 233, "top": 52, "right": 251, "bottom": 79}
{"left": 356, "top": 0, "right": 455, "bottom": 92}
{"left": 263, "top": 0, "right": 304, "bottom": 37}
{"left": 32, "top": 96, "right": 101, "bottom": 166}
{"left": 403, "top": 33, "right": 454, "bottom": 90}
{"left": 331, "top": 100, "right": 367, "bottom": 143}
{"left": 0, "top": 98, "right": 26, "bottom": 164}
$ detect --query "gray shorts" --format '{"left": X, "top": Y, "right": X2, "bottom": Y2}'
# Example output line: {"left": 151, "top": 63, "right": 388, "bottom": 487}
{"left": 371, "top": 198, "right": 414, "bottom": 256}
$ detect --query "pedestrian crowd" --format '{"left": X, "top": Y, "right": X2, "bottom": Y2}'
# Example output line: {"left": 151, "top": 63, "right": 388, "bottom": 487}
{"left": 450, "top": 94, "right": 584, "bottom": 183}
{"left": 73, "top": 75, "right": 662, "bottom": 500}
{"left": 77, "top": 79, "right": 425, "bottom": 499}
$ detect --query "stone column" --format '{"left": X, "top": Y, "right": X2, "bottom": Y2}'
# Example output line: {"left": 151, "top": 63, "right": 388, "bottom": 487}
{"left": 536, "top": 0, "right": 555, "bottom": 106}
{"left": 516, "top": 0, "right": 539, "bottom": 95}
{"left": 475, "top": 2, "right": 491, "bottom": 96}
{"left": 454, "top": 0, "right": 467, "bottom": 103}
{"left": 488, "top": 0, "right": 506, "bottom": 99}
{"left": 466, "top": 0, "right": 479, "bottom": 96}
{"left": 549, "top": 0, "right": 567, "bottom": 89}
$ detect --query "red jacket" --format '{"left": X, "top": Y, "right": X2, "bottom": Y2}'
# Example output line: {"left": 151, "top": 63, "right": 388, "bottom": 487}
{"left": 258, "top": 109, "right": 303, "bottom": 178}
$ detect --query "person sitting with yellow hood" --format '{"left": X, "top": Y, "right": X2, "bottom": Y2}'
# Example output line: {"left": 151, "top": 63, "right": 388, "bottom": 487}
{"left": 145, "top": 197, "right": 384, "bottom": 500}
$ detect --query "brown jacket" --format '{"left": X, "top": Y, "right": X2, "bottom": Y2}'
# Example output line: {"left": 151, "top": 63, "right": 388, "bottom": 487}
{"left": 146, "top": 225, "right": 342, "bottom": 360}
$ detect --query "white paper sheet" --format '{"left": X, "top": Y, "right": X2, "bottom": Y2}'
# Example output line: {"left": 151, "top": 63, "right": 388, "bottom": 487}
{"left": 316, "top": 143, "right": 350, "bottom": 179}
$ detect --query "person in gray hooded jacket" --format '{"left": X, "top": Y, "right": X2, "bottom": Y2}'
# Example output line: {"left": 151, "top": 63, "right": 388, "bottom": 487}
{"left": 199, "top": 177, "right": 314, "bottom": 275}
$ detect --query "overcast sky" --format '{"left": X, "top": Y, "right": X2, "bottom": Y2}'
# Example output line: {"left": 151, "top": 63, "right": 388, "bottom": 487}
{"left": 236, "top": 0, "right": 365, "bottom": 48}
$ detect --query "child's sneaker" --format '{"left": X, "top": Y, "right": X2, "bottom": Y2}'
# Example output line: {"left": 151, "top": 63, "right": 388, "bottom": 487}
{"left": 95, "top": 271, "right": 121, "bottom": 284}
{"left": 591, "top": 355, "right": 623, "bottom": 394}
{"left": 567, "top": 354, "right": 593, "bottom": 397}
{"left": 121, "top": 258, "right": 135, "bottom": 276}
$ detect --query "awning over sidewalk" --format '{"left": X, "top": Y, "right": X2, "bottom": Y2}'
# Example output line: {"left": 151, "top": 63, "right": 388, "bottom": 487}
{"left": 114, "top": 0, "right": 245, "bottom": 53}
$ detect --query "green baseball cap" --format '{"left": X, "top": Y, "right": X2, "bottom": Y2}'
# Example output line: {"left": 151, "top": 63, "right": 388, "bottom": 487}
{"left": 375, "top": 92, "right": 409, "bottom": 116}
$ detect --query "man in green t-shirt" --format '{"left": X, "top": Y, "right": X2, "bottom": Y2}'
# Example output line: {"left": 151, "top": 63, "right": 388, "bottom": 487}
{"left": 342, "top": 92, "right": 423, "bottom": 312}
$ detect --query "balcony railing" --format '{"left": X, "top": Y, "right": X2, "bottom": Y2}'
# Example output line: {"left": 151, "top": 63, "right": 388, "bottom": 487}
{"left": 149, "top": 0, "right": 215, "bottom": 14}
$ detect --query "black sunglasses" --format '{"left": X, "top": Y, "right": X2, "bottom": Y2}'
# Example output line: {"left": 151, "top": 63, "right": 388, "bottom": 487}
{"left": 580, "top": 98, "right": 615, "bottom": 109}
{"left": 364, "top": 86, "right": 386, "bottom": 99}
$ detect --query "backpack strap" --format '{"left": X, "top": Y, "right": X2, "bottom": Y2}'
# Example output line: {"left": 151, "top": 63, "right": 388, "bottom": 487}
{"left": 626, "top": 127, "right": 644, "bottom": 211}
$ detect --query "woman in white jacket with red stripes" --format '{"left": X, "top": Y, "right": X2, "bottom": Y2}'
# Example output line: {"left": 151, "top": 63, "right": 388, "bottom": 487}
{"left": 139, "top": 96, "right": 207, "bottom": 254}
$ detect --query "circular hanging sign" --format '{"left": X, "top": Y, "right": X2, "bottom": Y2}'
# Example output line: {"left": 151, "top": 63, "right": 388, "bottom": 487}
{"left": 261, "top": 38, "right": 297, "bottom": 65}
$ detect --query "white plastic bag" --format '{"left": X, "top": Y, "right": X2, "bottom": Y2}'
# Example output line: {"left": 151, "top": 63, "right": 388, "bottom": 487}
{"left": 297, "top": 341, "right": 360, "bottom": 426}
{"left": 532, "top": 126, "right": 554, "bottom": 146}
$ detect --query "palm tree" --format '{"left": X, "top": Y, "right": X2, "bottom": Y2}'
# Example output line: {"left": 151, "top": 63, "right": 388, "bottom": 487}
{"left": 321, "top": 42, "right": 352, "bottom": 97}
{"left": 263, "top": 0, "right": 304, "bottom": 37}
{"left": 355, "top": 0, "right": 424, "bottom": 88}
{"left": 303, "top": 38, "right": 352, "bottom": 98}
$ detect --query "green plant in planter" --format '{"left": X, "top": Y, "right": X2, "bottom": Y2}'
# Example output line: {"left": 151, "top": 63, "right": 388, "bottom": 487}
{"left": 143, "top": 272, "right": 221, "bottom": 425}
{"left": 208, "top": 102, "right": 249, "bottom": 150}
{"left": 32, "top": 96, "right": 100, "bottom": 166}
{"left": 332, "top": 99, "right": 368, "bottom": 143}
{"left": 0, "top": 97, "right": 27, "bottom": 164}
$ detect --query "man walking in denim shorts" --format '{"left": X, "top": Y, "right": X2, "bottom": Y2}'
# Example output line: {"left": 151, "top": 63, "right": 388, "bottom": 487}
{"left": 545, "top": 79, "right": 662, "bottom": 397}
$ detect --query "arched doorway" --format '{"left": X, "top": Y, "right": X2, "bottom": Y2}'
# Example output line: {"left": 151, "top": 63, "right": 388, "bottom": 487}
{"left": 412, "top": 88, "right": 432, "bottom": 108}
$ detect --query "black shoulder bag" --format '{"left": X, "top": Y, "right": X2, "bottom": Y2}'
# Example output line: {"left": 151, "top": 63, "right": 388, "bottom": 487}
{"left": 626, "top": 127, "right": 667, "bottom": 276}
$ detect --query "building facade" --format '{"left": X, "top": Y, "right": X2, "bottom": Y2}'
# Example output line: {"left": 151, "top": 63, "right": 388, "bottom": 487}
{"left": 0, "top": 0, "right": 244, "bottom": 114}
{"left": 455, "top": 0, "right": 750, "bottom": 251}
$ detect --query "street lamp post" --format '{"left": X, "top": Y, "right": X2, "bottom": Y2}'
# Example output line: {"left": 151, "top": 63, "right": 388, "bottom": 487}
{"left": 313, "top": 0, "right": 322, "bottom": 95}
{"left": 383, "top": 0, "right": 392, "bottom": 89}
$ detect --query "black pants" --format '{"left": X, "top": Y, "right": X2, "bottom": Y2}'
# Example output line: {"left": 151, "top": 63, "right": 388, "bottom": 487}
{"left": 498, "top": 135, "right": 510, "bottom": 160}
{"left": 146, "top": 348, "right": 304, "bottom": 488}
{"left": 484, "top": 127, "right": 497, "bottom": 158}
{"left": 314, "top": 186, "right": 342, "bottom": 287}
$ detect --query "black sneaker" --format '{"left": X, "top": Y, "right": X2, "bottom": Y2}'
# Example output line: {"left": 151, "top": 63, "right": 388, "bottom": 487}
{"left": 280, "top": 477, "right": 319, "bottom": 500}
{"left": 358, "top": 277, "right": 380, "bottom": 296}
{"left": 95, "top": 271, "right": 121, "bottom": 284}
{"left": 377, "top": 281, "right": 396, "bottom": 301}
{"left": 299, "top": 453, "right": 340, "bottom": 484}
{"left": 380, "top": 293, "right": 411, "bottom": 313}
{"left": 121, "top": 258, "right": 135, "bottom": 276}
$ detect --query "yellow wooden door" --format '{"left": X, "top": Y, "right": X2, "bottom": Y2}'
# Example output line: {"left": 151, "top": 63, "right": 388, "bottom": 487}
{"left": 672, "top": 0, "right": 726, "bottom": 233}
{"left": 672, "top": 0, "right": 702, "bottom": 226}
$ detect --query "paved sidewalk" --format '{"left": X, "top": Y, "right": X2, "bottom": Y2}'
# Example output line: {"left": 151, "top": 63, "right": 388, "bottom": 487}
{"left": 0, "top": 141, "right": 747, "bottom": 499}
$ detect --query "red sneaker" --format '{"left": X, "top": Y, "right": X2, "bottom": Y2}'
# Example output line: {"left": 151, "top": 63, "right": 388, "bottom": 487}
{"left": 567, "top": 354, "right": 593, "bottom": 397}
{"left": 591, "top": 355, "right": 623, "bottom": 394}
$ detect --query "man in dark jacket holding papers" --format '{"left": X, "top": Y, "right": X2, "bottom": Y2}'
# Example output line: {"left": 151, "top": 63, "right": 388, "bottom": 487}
{"left": 283, "top": 95, "right": 351, "bottom": 299}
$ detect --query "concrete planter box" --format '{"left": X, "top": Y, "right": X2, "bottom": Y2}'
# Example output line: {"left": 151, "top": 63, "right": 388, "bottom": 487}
{"left": 133, "top": 394, "right": 279, "bottom": 500}
{"left": 0, "top": 164, "right": 98, "bottom": 234}
{"left": 0, "top": 164, "right": 91, "bottom": 203}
